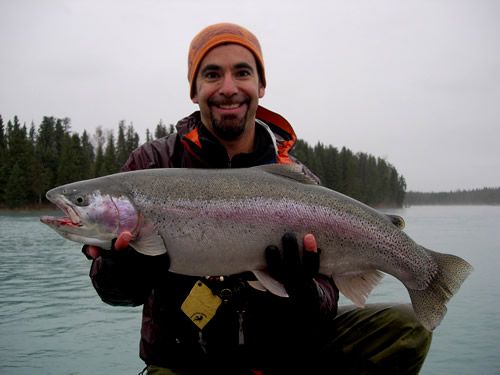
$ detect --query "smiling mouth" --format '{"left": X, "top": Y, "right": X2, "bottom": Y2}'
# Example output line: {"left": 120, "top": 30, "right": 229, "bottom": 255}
{"left": 212, "top": 102, "right": 248, "bottom": 117}
{"left": 217, "top": 103, "right": 242, "bottom": 109}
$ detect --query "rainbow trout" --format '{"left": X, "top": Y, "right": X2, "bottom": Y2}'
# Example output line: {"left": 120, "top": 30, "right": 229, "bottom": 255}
{"left": 40, "top": 164, "right": 472, "bottom": 330}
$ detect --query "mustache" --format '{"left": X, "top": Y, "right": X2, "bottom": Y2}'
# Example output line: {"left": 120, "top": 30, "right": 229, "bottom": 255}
{"left": 208, "top": 95, "right": 249, "bottom": 106}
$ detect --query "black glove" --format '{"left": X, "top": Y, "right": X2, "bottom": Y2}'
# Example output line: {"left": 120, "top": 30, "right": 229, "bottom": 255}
{"left": 82, "top": 238, "right": 170, "bottom": 269}
{"left": 265, "top": 232, "right": 321, "bottom": 309}
{"left": 82, "top": 242, "right": 170, "bottom": 306}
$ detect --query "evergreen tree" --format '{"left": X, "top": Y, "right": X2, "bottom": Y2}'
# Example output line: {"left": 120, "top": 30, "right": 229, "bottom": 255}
{"left": 30, "top": 157, "right": 52, "bottom": 204}
{"left": 375, "top": 158, "right": 390, "bottom": 205}
{"left": 35, "top": 117, "right": 58, "bottom": 187}
{"left": 54, "top": 118, "right": 68, "bottom": 169}
{"left": 81, "top": 130, "right": 95, "bottom": 179}
{"left": 396, "top": 175, "right": 407, "bottom": 206}
{"left": 116, "top": 121, "right": 140, "bottom": 167}
{"left": 339, "top": 147, "right": 360, "bottom": 200}
{"left": 4, "top": 118, "right": 33, "bottom": 207}
{"left": 364, "top": 155, "right": 379, "bottom": 205}
{"left": 5, "top": 162, "right": 31, "bottom": 207}
{"left": 116, "top": 120, "right": 129, "bottom": 167}
{"left": 291, "top": 139, "right": 406, "bottom": 207}
{"left": 388, "top": 167, "right": 400, "bottom": 206}
{"left": 290, "top": 139, "right": 310, "bottom": 166}
{"left": 94, "top": 127, "right": 106, "bottom": 177}
{"left": 25, "top": 122, "right": 38, "bottom": 203}
{"left": 310, "top": 142, "right": 327, "bottom": 183}
{"left": 155, "top": 120, "right": 168, "bottom": 138}
{"left": 57, "top": 133, "right": 86, "bottom": 185}
{"left": 29, "top": 122, "right": 36, "bottom": 143}
{"left": 323, "top": 145, "right": 340, "bottom": 191}
{"left": 102, "top": 131, "right": 118, "bottom": 175}
{"left": 0, "top": 115, "right": 8, "bottom": 203}
{"left": 125, "top": 123, "right": 139, "bottom": 155}
{"left": 356, "top": 152, "right": 369, "bottom": 203}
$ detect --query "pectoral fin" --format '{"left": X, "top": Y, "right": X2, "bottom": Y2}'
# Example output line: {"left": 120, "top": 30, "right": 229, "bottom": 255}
{"left": 252, "top": 270, "right": 289, "bottom": 297}
{"left": 128, "top": 218, "right": 167, "bottom": 256}
{"left": 130, "top": 233, "right": 167, "bottom": 256}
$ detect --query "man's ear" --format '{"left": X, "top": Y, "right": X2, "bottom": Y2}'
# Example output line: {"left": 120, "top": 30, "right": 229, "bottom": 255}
{"left": 259, "top": 84, "right": 265, "bottom": 98}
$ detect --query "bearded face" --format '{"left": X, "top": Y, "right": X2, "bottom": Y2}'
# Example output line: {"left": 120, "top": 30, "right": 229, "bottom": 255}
{"left": 192, "top": 44, "right": 265, "bottom": 143}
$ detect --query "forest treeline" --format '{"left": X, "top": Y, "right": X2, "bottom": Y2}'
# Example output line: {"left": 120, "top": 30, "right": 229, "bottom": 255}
{"left": 0, "top": 115, "right": 406, "bottom": 208}
{"left": 291, "top": 140, "right": 406, "bottom": 207}
{"left": 405, "top": 188, "right": 500, "bottom": 205}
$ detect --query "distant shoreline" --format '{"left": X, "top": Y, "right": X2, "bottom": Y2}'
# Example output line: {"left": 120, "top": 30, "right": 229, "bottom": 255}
{"left": 405, "top": 187, "right": 500, "bottom": 206}
{"left": 0, "top": 204, "right": 57, "bottom": 213}
{"left": 403, "top": 203, "right": 500, "bottom": 207}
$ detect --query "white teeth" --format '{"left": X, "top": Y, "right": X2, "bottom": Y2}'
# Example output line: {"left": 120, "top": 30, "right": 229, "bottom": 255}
{"left": 219, "top": 103, "right": 240, "bottom": 109}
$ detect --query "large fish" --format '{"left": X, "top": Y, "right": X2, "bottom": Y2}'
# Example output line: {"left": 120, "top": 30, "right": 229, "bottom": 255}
{"left": 40, "top": 164, "right": 472, "bottom": 331}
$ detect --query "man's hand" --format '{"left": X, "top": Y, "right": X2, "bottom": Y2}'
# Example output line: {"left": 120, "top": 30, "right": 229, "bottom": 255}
{"left": 82, "top": 231, "right": 134, "bottom": 260}
{"left": 265, "top": 232, "right": 321, "bottom": 306}
{"left": 82, "top": 230, "right": 170, "bottom": 306}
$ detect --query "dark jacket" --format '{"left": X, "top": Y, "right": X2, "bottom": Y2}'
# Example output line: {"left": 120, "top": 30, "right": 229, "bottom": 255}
{"left": 87, "top": 106, "right": 338, "bottom": 371}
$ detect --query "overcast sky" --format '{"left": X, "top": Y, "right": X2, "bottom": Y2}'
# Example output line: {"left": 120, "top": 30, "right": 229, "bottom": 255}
{"left": 1, "top": 0, "right": 499, "bottom": 192}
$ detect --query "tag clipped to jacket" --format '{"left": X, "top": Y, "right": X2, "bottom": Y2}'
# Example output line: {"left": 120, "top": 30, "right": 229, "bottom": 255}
{"left": 181, "top": 280, "right": 222, "bottom": 330}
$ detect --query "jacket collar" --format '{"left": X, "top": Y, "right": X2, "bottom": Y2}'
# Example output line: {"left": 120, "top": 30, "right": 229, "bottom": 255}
{"left": 178, "top": 105, "right": 297, "bottom": 168}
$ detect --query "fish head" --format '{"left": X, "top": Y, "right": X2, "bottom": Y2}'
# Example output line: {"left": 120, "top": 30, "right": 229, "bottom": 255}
{"left": 40, "top": 180, "right": 139, "bottom": 249}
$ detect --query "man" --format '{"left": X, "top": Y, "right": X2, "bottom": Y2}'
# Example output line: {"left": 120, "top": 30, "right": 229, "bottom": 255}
{"left": 84, "top": 23, "right": 432, "bottom": 374}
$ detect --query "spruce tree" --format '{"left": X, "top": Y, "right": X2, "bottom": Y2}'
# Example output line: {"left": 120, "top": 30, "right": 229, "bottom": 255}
{"left": 102, "top": 131, "right": 118, "bottom": 175}
{"left": 0, "top": 115, "right": 7, "bottom": 204}
{"left": 36, "top": 117, "right": 58, "bottom": 187}
{"left": 125, "top": 123, "right": 139, "bottom": 155}
{"left": 81, "top": 130, "right": 95, "bottom": 179}
{"left": 5, "top": 162, "right": 31, "bottom": 207}
{"left": 57, "top": 133, "right": 86, "bottom": 185}
{"left": 116, "top": 120, "right": 128, "bottom": 167}
{"left": 155, "top": 120, "right": 168, "bottom": 138}
{"left": 94, "top": 127, "right": 106, "bottom": 177}
{"left": 5, "top": 118, "right": 32, "bottom": 207}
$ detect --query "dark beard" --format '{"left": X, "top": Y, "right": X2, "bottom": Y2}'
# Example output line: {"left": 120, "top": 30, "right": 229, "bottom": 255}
{"left": 210, "top": 113, "right": 247, "bottom": 141}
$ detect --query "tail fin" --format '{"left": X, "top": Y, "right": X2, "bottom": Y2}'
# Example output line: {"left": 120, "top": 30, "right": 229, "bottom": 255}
{"left": 408, "top": 248, "right": 473, "bottom": 331}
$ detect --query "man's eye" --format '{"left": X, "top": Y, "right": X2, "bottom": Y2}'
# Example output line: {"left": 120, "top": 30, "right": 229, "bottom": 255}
{"left": 204, "top": 72, "right": 219, "bottom": 80}
{"left": 237, "top": 70, "right": 251, "bottom": 77}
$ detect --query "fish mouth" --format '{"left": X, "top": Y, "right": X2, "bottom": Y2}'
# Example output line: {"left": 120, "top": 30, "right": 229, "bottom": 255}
{"left": 40, "top": 215, "right": 82, "bottom": 228}
{"left": 40, "top": 198, "right": 82, "bottom": 229}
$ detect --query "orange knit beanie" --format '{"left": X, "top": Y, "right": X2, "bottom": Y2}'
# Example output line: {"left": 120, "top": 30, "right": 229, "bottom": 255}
{"left": 188, "top": 23, "right": 266, "bottom": 98}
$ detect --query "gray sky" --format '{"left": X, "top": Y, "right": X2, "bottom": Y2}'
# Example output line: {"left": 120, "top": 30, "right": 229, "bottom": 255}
{"left": 1, "top": 0, "right": 499, "bottom": 192}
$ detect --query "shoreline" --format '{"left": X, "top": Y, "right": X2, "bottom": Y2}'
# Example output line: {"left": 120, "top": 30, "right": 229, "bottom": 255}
{"left": 0, "top": 204, "right": 57, "bottom": 213}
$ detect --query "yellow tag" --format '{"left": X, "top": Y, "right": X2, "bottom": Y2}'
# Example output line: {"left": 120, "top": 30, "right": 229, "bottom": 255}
{"left": 181, "top": 280, "right": 222, "bottom": 330}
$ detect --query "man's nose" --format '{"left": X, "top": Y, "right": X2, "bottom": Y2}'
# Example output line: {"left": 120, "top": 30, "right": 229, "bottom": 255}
{"left": 219, "top": 73, "right": 238, "bottom": 96}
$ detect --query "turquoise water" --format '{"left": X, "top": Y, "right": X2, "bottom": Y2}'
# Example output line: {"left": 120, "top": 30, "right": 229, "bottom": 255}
{"left": 0, "top": 206, "right": 498, "bottom": 374}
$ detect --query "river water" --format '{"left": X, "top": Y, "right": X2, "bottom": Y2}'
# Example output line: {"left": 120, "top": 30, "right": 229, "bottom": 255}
{"left": 0, "top": 206, "right": 498, "bottom": 374}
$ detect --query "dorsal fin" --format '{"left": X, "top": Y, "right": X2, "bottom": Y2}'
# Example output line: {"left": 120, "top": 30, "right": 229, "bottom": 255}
{"left": 386, "top": 214, "right": 405, "bottom": 230}
{"left": 255, "top": 164, "right": 319, "bottom": 185}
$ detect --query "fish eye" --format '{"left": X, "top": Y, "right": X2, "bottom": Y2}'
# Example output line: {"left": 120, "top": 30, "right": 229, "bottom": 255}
{"left": 74, "top": 195, "right": 88, "bottom": 206}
